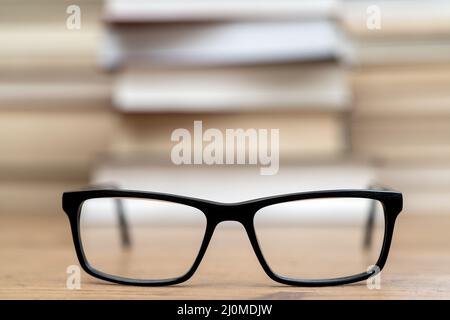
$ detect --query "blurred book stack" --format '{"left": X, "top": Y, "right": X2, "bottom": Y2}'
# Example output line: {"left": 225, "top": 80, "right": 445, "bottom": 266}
{"left": 0, "top": 0, "right": 115, "bottom": 214}
{"left": 6, "top": 0, "right": 449, "bottom": 216}
{"left": 95, "top": 0, "right": 359, "bottom": 193}
{"left": 342, "top": 0, "right": 450, "bottom": 213}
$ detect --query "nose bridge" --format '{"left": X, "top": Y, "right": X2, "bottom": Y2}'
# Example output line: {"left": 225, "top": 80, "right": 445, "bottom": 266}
{"left": 210, "top": 203, "right": 253, "bottom": 225}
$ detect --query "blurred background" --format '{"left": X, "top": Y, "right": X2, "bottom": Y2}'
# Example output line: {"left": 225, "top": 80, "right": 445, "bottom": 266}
{"left": 1, "top": 0, "right": 450, "bottom": 215}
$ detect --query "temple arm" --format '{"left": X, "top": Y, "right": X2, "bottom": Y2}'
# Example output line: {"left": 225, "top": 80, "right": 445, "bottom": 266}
{"left": 113, "top": 196, "right": 131, "bottom": 248}
{"left": 83, "top": 183, "right": 131, "bottom": 248}
{"left": 363, "top": 183, "right": 392, "bottom": 250}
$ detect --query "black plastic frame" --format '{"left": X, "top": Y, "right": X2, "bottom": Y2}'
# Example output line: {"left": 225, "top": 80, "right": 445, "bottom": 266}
{"left": 62, "top": 189, "right": 403, "bottom": 287}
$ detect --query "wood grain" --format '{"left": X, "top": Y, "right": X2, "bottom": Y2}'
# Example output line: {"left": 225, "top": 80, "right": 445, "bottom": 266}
{"left": 0, "top": 213, "right": 449, "bottom": 299}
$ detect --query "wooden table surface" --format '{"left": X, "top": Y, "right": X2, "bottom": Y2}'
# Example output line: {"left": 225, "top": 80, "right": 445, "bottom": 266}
{"left": 1, "top": 213, "right": 449, "bottom": 299}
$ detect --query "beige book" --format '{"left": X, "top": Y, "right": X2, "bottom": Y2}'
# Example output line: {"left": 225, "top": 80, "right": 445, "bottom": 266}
{"left": 353, "top": 145, "right": 450, "bottom": 163}
{"left": 103, "top": 0, "right": 338, "bottom": 23}
{"left": 108, "top": 112, "right": 348, "bottom": 163}
{"left": 377, "top": 165, "right": 450, "bottom": 191}
{"left": 0, "top": 108, "right": 118, "bottom": 179}
{"left": 375, "top": 165, "right": 450, "bottom": 214}
{"left": 0, "top": 24, "right": 102, "bottom": 69}
{"left": 353, "top": 64, "right": 450, "bottom": 95}
{"left": 0, "top": 69, "right": 111, "bottom": 108}
{"left": 0, "top": 0, "right": 102, "bottom": 70}
{"left": 352, "top": 117, "right": 450, "bottom": 161}
{"left": 0, "top": 0, "right": 102, "bottom": 25}
{"left": 352, "top": 65, "right": 450, "bottom": 93}
{"left": 0, "top": 179, "right": 86, "bottom": 215}
{"left": 340, "top": 37, "right": 450, "bottom": 66}
{"left": 353, "top": 97, "right": 450, "bottom": 117}
{"left": 351, "top": 65, "right": 450, "bottom": 116}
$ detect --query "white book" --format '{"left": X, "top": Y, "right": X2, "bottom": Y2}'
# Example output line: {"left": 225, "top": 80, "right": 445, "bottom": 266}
{"left": 89, "top": 162, "right": 375, "bottom": 223}
{"left": 91, "top": 162, "right": 374, "bottom": 222}
{"left": 100, "top": 21, "right": 340, "bottom": 68}
{"left": 113, "top": 63, "right": 350, "bottom": 112}
{"left": 103, "top": 0, "right": 338, "bottom": 22}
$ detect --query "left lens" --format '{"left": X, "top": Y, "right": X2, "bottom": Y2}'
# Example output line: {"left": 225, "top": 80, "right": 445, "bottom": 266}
{"left": 79, "top": 197, "right": 207, "bottom": 281}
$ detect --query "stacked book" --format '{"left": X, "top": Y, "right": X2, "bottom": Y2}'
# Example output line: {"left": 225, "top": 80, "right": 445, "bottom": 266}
{"left": 342, "top": 0, "right": 450, "bottom": 213}
{"left": 99, "top": 0, "right": 352, "bottom": 169}
{"left": 0, "top": 0, "right": 114, "bottom": 214}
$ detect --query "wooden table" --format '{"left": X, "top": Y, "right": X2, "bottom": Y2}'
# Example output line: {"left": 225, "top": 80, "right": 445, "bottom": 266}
{"left": 1, "top": 213, "right": 449, "bottom": 299}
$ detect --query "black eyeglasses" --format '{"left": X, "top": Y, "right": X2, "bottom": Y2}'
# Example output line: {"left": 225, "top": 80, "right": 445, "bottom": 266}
{"left": 62, "top": 188, "right": 403, "bottom": 287}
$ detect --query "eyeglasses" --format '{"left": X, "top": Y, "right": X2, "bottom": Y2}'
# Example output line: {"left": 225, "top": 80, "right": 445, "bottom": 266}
{"left": 62, "top": 188, "right": 403, "bottom": 286}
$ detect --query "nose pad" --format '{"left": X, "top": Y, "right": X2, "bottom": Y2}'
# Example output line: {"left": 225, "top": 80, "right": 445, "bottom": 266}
{"left": 198, "top": 221, "right": 263, "bottom": 281}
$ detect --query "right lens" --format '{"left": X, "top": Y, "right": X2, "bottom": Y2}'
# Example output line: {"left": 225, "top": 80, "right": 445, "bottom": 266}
{"left": 254, "top": 197, "right": 385, "bottom": 281}
{"left": 79, "top": 197, "right": 207, "bottom": 281}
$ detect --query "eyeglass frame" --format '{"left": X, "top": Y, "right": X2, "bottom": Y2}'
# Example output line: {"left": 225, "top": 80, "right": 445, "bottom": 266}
{"left": 62, "top": 188, "right": 403, "bottom": 287}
